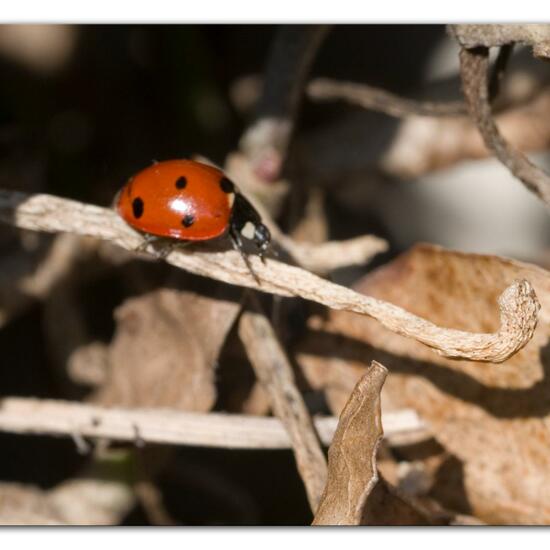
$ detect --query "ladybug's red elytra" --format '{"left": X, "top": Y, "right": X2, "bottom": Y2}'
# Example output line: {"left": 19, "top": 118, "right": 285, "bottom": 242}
{"left": 116, "top": 159, "right": 271, "bottom": 277}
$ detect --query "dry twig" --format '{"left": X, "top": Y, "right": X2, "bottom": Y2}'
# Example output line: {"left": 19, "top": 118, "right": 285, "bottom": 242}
{"left": 240, "top": 25, "right": 329, "bottom": 181}
{"left": 0, "top": 397, "right": 427, "bottom": 449}
{"left": 451, "top": 24, "right": 550, "bottom": 58}
{"left": 0, "top": 189, "right": 540, "bottom": 362}
{"left": 308, "top": 78, "right": 467, "bottom": 118}
{"left": 239, "top": 299, "right": 327, "bottom": 511}
{"left": 276, "top": 232, "right": 388, "bottom": 274}
{"left": 460, "top": 46, "right": 550, "bottom": 207}
{"left": 307, "top": 41, "right": 512, "bottom": 119}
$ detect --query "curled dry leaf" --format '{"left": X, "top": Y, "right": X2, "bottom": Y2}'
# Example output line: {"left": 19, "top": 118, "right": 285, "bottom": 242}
{"left": 298, "top": 244, "right": 550, "bottom": 524}
{"left": 312, "top": 361, "right": 386, "bottom": 525}
{"left": 95, "top": 286, "right": 241, "bottom": 410}
{"left": 312, "top": 361, "right": 431, "bottom": 525}
{"left": 0, "top": 189, "right": 540, "bottom": 363}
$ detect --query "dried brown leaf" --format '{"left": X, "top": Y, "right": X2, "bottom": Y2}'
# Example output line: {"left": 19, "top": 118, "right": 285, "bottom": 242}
{"left": 96, "top": 286, "right": 240, "bottom": 410}
{"left": 360, "top": 478, "right": 436, "bottom": 525}
{"left": 312, "top": 361, "right": 386, "bottom": 525}
{"left": 299, "top": 244, "right": 550, "bottom": 524}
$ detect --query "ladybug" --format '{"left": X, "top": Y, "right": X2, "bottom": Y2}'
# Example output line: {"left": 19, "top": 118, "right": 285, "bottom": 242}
{"left": 116, "top": 159, "right": 271, "bottom": 278}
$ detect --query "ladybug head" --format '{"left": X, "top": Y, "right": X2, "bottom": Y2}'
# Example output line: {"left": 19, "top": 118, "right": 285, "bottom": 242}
{"left": 230, "top": 193, "right": 272, "bottom": 260}
{"left": 253, "top": 222, "right": 271, "bottom": 255}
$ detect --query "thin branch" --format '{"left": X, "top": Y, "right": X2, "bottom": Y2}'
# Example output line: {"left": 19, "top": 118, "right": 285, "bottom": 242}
{"left": 308, "top": 78, "right": 467, "bottom": 118}
{"left": 239, "top": 299, "right": 327, "bottom": 511}
{"left": 240, "top": 25, "right": 330, "bottom": 181}
{"left": 276, "top": 233, "right": 388, "bottom": 274}
{"left": 0, "top": 397, "right": 427, "bottom": 449}
{"left": 0, "top": 189, "right": 540, "bottom": 362}
{"left": 459, "top": 46, "right": 550, "bottom": 207}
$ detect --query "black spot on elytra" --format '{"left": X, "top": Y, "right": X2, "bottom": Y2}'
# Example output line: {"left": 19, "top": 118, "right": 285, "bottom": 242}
{"left": 182, "top": 214, "right": 195, "bottom": 227}
{"left": 132, "top": 197, "right": 144, "bottom": 218}
{"left": 220, "top": 177, "right": 234, "bottom": 193}
{"left": 175, "top": 176, "right": 187, "bottom": 189}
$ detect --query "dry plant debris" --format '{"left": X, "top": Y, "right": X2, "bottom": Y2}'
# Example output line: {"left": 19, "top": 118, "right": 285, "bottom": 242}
{"left": 312, "top": 361, "right": 431, "bottom": 525}
{"left": 379, "top": 84, "right": 550, "bottom": 179}
{"left": 225, "top": 151, "right": 389, "bottom": 273}
{"left": 0, "top": 189, "right": 540, "bottom": 363}
{"left": 297, "top": 244, "right": 550, "bottom": 524}
{"left": 459, "top": 45, "right": 550, "bottom": 207}
{"left": 0, "top": 397, "right": 425, "bottom": 449}
{"left": 239, "top": 25, "right": 329, "bottom": 181}
{"left": 451, "top": 24, "right": 550, "bottom": 58}
{"left": 308, "top": 78, "right": 467, "bottom": 118}
{"left": 301, "top": 81, "right": 550, "bottom": 186}
{"left": 313, "top": 361, "right": 386, "bottom": 525}
{"left": 0, "top": 483, "right": 65, "bottom": 525}
{"left": 95, "top": 287, "right": 240, "bottom": 410}
{"left": 0, "top": 233, "right": 93, "bottom": 327}
{"left": 239, "top": 300, "right": 327, "bottom": 510}
{"left": 0, "top": 450, "right": 135, "bottom": 526}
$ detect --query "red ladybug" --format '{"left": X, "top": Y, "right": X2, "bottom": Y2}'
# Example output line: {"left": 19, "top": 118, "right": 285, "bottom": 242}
{"left": 116, "top": 159, "right": 271, "bottom": 274}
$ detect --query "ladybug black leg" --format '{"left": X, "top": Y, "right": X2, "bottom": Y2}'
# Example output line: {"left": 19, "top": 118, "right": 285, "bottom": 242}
{"left": 136, "top": 233, "right": 160, "bottom": 253}
{"left": 135, "top": 234, "right": 175, "bottom": 260}
{"left": 230, "top": 227, "right": 261, "bottom": 285}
